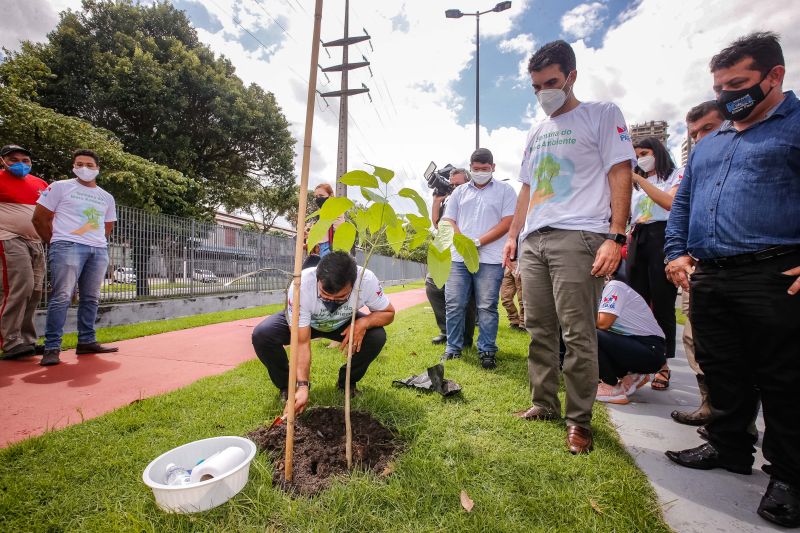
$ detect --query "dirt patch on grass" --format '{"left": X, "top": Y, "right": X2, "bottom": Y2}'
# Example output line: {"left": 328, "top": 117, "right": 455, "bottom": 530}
{"left": 247, "top": 407, "right": 400, "bottom": 496}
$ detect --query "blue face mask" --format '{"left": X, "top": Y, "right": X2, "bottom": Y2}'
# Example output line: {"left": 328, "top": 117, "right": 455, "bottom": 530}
{"left": 5, "top": 162, "right": 31, "bottom": 177}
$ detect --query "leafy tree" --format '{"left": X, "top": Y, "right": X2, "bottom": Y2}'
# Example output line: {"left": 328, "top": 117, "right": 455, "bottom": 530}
{"left": 1, "top": 0, "right": 296, "bottom": 211}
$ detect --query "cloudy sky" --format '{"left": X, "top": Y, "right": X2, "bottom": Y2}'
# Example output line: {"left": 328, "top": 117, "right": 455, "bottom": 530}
{"left": 2, "top": 0, "right": 798, "bottom": 214}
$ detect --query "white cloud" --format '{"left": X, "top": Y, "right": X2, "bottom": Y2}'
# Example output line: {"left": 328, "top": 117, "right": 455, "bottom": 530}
{"left": 561, "top": 2, "right": 607, "bottom": 40}
{"left": 570, "top": 0, "right": 800, "bottom": 161}
{"left": 0, "top": 0, "right": 59, "bottom": 50}
{"left": 499, "top": 33, "right": 535, "bottom": 55}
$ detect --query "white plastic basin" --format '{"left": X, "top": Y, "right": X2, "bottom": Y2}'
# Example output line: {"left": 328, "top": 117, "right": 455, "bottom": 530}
{"left": 142, "top": 436, "right": 257, "bottom": 513}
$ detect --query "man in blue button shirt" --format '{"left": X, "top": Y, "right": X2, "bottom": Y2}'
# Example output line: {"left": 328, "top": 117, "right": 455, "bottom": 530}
{"left": 664, "top": 32, "right": 800, "bottom": 528}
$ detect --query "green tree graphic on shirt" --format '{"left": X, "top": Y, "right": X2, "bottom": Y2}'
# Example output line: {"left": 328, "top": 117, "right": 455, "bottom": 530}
{"left": 531, "top": 154, "right": 560, "bottom": 207}
{"left": 70, "top": 206, "right": 102, "bottom": 236}
{"left": 637, "top": 196, "right": 654, "bottom": 223}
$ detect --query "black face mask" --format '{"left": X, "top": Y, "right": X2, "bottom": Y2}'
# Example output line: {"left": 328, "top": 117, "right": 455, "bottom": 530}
{"left": 321, "top": 298, "right": 346, "bottom": 314}
{"left": 717, "top": 72, "right": 774, "bottom": 121}
{"left": 315, "top": 196, "right": 328, "bottom": 208}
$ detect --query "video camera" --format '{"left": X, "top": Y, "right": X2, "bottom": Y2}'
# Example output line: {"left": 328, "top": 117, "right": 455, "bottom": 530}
{"left": 424, "top": 161, "right": 456, "bottom": 197}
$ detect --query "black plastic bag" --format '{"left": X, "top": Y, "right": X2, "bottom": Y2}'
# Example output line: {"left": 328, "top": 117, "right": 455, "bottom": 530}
{"left": 392, "top": 364, "right": 462, "bottom": 396}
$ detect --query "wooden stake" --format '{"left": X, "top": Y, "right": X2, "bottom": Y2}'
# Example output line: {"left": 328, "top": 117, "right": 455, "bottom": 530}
{"left": 285, "top": 0, "right": 324, "bottom": 483}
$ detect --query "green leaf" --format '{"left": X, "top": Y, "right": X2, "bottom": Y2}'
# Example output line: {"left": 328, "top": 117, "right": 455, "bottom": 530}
{"left": 332, "top": 221, "right": 356, "bottom": 252}
{"left": 385, "top": 223, "right": 406, "bottom": 254}
{"left": 453, "top": 233, "right": 480, "bottom": 273}
{"left": 366, "top": 202, "right": 398, "bottom": 234}
{"left": 369, "top": 164, "right": 395, "bottom": 184}
{"left": 399, "top": 188, "right": 429, "bottom": 219}
{"left": 340, "top": 169, "right": 379, "bottom": 188}
{"left": 432, "top": 220, "right": 454, "bottom": 253}
{"left": 366, "top": 203, "right": 384, "bottom": 234}
{"left": 351, "top": 208, "right": 369, "bottom": 240}
{"left": 361, "top": 187, "right": 386, "bottom": 204}
{"left": 319, "top": 196, "right": 354, "bottom": 219}
{"left": 306, "top": 219, "right": 333, "bottom": 252}
{"left": 409, "top": 228, "right": 430, "bottom": 250}
{"left": 305, "top": 208, "right": 320, "bottom": 221}
{"left": 427, "top": 243, "right": 452, "bottom": 289}
{"left": 406, "top": 213, "right": 431, "bottom": 231}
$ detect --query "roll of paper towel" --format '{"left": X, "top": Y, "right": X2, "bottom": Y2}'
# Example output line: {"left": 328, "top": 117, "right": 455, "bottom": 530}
{"left": 190, "top": 446, "right": 247, "bottom": 483}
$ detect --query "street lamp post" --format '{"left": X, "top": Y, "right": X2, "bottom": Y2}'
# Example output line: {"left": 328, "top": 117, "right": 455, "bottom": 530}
{"left": 446, "top": 2, "right": 512, "bottom": 150}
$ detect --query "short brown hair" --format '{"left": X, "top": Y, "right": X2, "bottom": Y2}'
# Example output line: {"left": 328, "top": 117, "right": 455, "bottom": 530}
{"left": 314, "top": 183, "right": 334, "bottom": 196}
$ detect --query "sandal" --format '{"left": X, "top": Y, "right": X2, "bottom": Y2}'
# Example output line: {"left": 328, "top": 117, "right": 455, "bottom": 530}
{"left": 651, "top": 367, "right": 671, "bottom": 390}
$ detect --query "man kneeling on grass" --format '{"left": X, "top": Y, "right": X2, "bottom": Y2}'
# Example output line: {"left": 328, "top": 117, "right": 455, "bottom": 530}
{"left": 595, "top": 278, "right": 666, "bottom": 404}
{"left": 251, "top": 251, "right": 395, "bottom": 415}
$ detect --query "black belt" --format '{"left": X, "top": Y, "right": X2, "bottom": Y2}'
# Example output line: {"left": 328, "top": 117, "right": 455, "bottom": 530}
{"left": 700, "top": 245, "right": 800, "bottom": 269}
{"left": 532, "top": 225, "right": 557, "bottom": 234}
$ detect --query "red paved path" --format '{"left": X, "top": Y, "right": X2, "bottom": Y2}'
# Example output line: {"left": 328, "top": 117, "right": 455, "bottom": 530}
{"left": 0, "top": 288, "right": 427, "bottom": 446}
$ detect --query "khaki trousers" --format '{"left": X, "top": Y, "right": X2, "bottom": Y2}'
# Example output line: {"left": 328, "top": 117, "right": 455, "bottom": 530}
{"left": 520, "top": 229, "right": 605, "bottom": 429}
{"left": 681, "top": 289, "right": 702, "bottom": 375}
{"left": 500, "top": 264, "right": 524, "bottom": 326}
{"left": 0, "top": 237, "right": 45, "bottom": 352}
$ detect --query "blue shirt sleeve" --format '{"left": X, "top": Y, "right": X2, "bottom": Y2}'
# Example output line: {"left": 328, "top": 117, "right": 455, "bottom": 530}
{"left": 664, "top": 154, "right": 693, "bottom": 261}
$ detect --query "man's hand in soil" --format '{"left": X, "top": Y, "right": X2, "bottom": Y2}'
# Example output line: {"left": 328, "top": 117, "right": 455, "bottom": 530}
{"left": 284, "top": 385, "right": 309, "bottom": 417}
{"left": 340, "top": 317, "right": 369, "bottom": 355}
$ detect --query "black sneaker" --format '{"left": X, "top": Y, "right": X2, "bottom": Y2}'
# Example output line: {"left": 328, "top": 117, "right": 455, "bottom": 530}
{"left": 2, "top": 344, "right": 35, "bottom": 360}
{"left": 40, "top": 349, "right": 61, "bottom": 366}
{"left": 479, "top": 351, "right": 497, "bottom": 369}
{"left": 337, "top": 386, "right": 361, "bottom": 398}
{"left": 440, "top": 351, "right": 461, "bottom": 363}
{"left": 279, "top": 389, "right": 289, "bottom": 403}
{"left": 431, "top": 334, "right": 447, "bottom": 345}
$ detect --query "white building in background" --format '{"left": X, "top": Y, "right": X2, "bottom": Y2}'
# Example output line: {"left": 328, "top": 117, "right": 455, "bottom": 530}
{"left": 630, "top": 120, "right": 670, "bottom": 145}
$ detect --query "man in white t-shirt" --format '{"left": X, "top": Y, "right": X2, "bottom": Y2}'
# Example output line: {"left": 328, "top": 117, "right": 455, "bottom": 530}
{"left": 32, "top": 149, "right": 118, "bottom": 366}
{"left": 251, "top": 251, "right": 395, "bottom": 415}
{"left": 441, "top": 148, "right": 517, "bottom": 370}
{"left": 503, "top": 40, "right": 634, "bottom": 454}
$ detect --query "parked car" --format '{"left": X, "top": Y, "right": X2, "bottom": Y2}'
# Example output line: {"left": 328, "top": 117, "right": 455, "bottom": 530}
{"left": 113, "top": 267, "right": 136, "bottom": 284}
{"left": 192, "top": 269, "right": 218, "bottom": 283}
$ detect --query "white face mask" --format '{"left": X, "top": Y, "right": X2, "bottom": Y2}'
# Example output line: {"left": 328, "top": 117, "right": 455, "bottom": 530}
{"left": 637, "top": 155, "right": 656, "bottom": 173}
{"left": 536, "top": 73, "right": 573, "bottom": 116}
{"left": 471, "top": 171, "right": 492, "bottom": 185}
{"left": 73, "top": 167, "right": 99, "bottom": 182}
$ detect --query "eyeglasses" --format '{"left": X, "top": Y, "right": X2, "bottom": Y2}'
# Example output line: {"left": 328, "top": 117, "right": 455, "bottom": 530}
{"left": 317, "top": 284, "right": 352, "bottom": 304}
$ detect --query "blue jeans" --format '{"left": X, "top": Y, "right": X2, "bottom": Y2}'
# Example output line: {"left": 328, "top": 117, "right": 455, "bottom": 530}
{"left": 45, "top": 241, "right": 109, "bottom": 350}
{"left": 445, "top": 262, "right": 504, "bottom": 353}
{"left": 319, "top": 241, "right": 331, "bottom": 257}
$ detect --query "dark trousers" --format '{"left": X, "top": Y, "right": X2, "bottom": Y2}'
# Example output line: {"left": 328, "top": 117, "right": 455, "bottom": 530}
{"left": 251, "top": 310, "right": 387, "bottom": 390}
{"left": 691, "top": 251, "right": 800, "bottom": 485}
{"left": 627, "top": 221, "right": 677, "bottom": 358}
{"left": 596, "top": 329, "right": 666, "bottom": 385}
{"left": 425, "top": 276, "right": 475, "bottom": 345}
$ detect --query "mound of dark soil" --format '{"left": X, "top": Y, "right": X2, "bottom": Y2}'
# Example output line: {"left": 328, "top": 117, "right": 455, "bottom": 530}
{"left": 247, "top": 407, "right": 400, "bottom": 496}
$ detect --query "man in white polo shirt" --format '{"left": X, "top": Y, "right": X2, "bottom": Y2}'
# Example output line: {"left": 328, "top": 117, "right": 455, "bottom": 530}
{"left": 440, "top": 148, "right": 517, "bottom": 370}
{"left": 503, "top": 40, "right": 634, "bottom": 454}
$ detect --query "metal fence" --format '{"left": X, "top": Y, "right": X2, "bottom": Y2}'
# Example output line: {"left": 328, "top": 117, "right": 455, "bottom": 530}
{"left": 39, "top": 205, "right": 426, "bottom": 308}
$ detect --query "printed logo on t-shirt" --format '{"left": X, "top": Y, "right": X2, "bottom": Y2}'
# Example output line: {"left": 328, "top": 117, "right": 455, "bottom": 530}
{"left": 617, "top": 125, "right": 631, "bottom": 142}
{"left": 601, "top": 293, "right": 618, "bottom": 310}
{"left": 528, "top": 152, "right": 575, "bottom": 213}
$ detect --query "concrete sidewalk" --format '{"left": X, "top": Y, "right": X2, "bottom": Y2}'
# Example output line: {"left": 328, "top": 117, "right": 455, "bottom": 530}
{"left": 0, "top": 288, "right": 428, "bottom": 447}
{"left": 606, "top": 324, "right": 779, "bottom": 533}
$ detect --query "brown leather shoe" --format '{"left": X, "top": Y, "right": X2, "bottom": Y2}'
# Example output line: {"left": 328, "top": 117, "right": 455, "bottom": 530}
{"left": 513, "top": 405, "right": 559, "bottom": 420}
{"left": 566, "top": 425, "right": 593, "bottom": 454}
{"left": 76, "top": 342, "right": 119, "bottom": 355}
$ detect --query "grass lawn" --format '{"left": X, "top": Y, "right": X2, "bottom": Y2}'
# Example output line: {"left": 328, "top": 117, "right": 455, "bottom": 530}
{"left": 3, "top": 303, "right": 668, "bottom": 532}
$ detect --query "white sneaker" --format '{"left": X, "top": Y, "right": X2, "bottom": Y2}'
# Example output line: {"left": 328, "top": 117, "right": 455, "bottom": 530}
{"left": 596, "top": 382, "right": 629, "bottom": 404}
{"left": 620, "top": 373, "right": 650, "bottom": 396}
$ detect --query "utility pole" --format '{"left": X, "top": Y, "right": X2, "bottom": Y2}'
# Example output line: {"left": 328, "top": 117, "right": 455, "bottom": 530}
{"left": 321, "top": 0, "right": 371, "bottom": 198}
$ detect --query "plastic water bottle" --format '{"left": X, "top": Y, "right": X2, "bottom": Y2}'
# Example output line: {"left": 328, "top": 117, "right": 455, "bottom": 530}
{"left": 165, "top": 463, "right": 192, "bottom": 486}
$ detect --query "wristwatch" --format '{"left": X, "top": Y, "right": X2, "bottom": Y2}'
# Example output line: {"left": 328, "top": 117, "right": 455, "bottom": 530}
{"left": 605, "top": 233, "right": 627, "bottom": 245}
{"left": 473, "top": 238, "right": 482, "bottom": 248}
{"left": 296, "top": 380, "right": 310, "bottom": 389}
